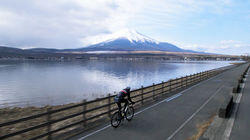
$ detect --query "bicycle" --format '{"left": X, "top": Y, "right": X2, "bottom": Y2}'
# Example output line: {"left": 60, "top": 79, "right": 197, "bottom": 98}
{"left": 111, "top": 103, "right": 134, "bottom": 128}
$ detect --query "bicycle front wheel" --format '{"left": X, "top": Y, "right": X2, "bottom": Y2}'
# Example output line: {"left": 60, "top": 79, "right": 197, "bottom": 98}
{"left": 125, "top": 106, "right": 134, "bottom": 121}
{"left": 111, "top": 112, "right": 121, "bottom": 128}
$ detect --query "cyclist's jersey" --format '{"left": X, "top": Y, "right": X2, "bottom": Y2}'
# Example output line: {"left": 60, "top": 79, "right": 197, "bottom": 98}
{"left": 117, "top": 90, "right": 128, "bottom": 99}
{"left": 114, "top": 89, "right": 132, "bottom": 103}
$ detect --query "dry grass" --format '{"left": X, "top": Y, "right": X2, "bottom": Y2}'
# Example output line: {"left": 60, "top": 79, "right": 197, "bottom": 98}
{"left": 187, "top": 115, "right": 215, "bottom": 140}
{"left": 0, "top": 102, "right": 110, "bottom": 140}
{"left": 230, "top": 62, "right": 245, "bottom": 65}
{"left": 0, "top": 106, "right": 49, "bottom": 140}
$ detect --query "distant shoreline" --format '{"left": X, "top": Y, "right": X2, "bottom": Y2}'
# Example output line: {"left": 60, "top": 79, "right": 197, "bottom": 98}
{"left": 0, "top": 51, "right": 242, "bottom": 61}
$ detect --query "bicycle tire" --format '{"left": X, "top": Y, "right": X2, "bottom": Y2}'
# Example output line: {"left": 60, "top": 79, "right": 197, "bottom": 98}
{"left": 125, "top": 106, "right": 134, "bottom": 121}
{"left": 111, "top": 111, "right": 121, "bottom": 128}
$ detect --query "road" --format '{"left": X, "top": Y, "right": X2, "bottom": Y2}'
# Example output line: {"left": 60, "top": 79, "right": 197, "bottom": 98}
{"left": 70, "top": 63, "right": 248, "bottom": 140}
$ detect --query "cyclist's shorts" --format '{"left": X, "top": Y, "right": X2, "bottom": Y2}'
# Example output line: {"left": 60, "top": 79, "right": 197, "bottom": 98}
{"left": 114, "top": 96, "right": 120, "bottom": 103}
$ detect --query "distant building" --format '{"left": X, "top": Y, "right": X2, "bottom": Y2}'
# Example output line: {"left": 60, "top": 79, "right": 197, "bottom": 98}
{"left": 89, "top": 57, "right": 98, "bottom": 60}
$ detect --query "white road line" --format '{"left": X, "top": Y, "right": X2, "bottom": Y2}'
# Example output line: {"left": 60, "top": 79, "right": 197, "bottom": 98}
{"left": 166, "top": 86, "right": 223, "bottom": 140}
{"left": 223, "top": 83, "right": 245, "bottom": 140}
{"left": 165, "top": 93, "right": 182, "bottom": 102}
{"left": 78, "top": 72, "right": 225, "bottom": 140}
{"left": 135, "top": 93, "right": 182, "bottom": 116}
{"left": 78, "top": 125, "right": 111, "bottom": 140}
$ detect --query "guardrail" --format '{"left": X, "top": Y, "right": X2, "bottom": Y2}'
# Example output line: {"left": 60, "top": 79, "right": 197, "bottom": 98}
{"left": 220, "top": 64, "right": 249, "bottom": 118}
{"left": 0, "top": 66, "right": 230, "bottom": 140}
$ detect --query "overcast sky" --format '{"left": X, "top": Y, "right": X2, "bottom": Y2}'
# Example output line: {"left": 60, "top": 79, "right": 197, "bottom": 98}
{"left": 0, "top": 0, "right": 249, "bottom": 55}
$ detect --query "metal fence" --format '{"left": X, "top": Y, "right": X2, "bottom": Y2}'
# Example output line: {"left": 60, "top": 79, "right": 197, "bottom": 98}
{"left": 0, "top": 67, "right": 228, "bottom": 140}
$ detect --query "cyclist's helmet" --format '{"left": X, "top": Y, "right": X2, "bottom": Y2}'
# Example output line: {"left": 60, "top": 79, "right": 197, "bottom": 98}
{"left": 124, "top": 87, "right": 131, "bottom": 92}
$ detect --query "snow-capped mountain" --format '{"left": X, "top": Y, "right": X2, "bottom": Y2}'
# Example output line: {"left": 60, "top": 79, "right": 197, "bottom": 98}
{"left": 0, "top": 29, "right": 201, "bottom": 55}
{"left": 101, "top": 29, "right": 159, "bottom": 44}
{"left": 75, "top": 29, "right": 198, "bottom": 53}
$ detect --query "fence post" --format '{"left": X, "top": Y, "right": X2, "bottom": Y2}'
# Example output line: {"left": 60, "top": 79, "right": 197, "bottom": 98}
{"left": 186, "top": 75, "right": 188, "bottom": 86}
{"left": 169, "top": 79, "right": 172, "bottom": 92}
{"left": 141, "top": 86, "right": 144, "bottom": 105}
{"left": 189, "top": 75, "right": 191, "bottom": 85}
{"left": 190, "top": 75, "right": 192, "bottom": 84}
{"left": 173, "top": 78, "right": 176, "bottom": 91}
{"left": 153, "top": 83, "right": 155, "bottom": 100}
{"left": 197, "top": 73, "right": 199, "bottom": 81}
{"left": 46, "top": 107, "right": 52, "bottom": 140}
{"left": 199, "top": 72, "right": 201, "bottom": 81}
{"left": 161, "top": 81, "right": 164, "bottom": 97}
{"left": 199, "top": 72, "right": 201, "bottom": 80}
{"left": 189, "top": 74, "right": 192, "bottom": 84}
{"left": 108, "top": 94, "right": 111, "bottom": 118}
{"left": 180, "top": 76, "right": 183, "bottom": 88}
{"left": 82, "top": 99, "right": 87, "bottom": 128}
{"left": 183, "top": 76, "right": 185, "bottom": 86}
{"left": 196, "top": 73, "right": 198, "bottom": 82}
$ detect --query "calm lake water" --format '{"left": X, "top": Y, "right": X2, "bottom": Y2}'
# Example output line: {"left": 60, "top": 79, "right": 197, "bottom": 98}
{"left": 0, "top": 60, "right": 236, "bottom": 107}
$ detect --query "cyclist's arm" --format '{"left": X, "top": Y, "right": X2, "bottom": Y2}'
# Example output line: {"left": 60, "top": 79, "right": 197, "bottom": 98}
{"left": 127, "top": 91, "right": 133, "bottom": 103}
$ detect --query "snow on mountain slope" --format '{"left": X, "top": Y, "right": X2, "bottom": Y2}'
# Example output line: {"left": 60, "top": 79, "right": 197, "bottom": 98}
{"left": 102, "top": 29, "right": 159, "bottom": 44}
{"left": 76, "top": 29, "right": 200, "bottom": 53}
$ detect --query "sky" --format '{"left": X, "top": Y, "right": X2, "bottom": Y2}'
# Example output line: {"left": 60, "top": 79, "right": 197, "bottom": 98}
{"left": 0, "top": 0, "right": 249, "bottom": 55}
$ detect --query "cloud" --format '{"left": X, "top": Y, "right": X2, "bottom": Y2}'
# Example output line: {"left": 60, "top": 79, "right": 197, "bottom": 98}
{"left": 177, "top": 40, "right": 250, "bottom": 55}
{"left": 0, "top": 0, "right": 247, "bottom": 55}
{"left": 219, "top": 40, "right": 243, "bottom": 49}
{"left": 0, "top": 0, "right": 142, "bottom": 48}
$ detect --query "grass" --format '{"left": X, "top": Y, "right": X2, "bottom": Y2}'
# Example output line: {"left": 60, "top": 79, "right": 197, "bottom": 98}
{"left": 230, "top": 62, "right": 245, "bottom": 65}
{"left": 187, "top": 114, "right": 215, "bottom": 140}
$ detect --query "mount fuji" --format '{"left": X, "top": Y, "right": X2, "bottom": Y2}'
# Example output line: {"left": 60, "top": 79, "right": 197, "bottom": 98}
{"left": 0, "top": 29, "right": 201, "bottom": 54}
{"left": 75, "top": 29, "right": 197, "bottom": 53}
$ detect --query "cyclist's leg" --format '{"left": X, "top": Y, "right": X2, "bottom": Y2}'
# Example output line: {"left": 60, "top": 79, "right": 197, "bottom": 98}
{"left": 116, "top": 102, "right": 122, "bottom": 119}
{"left": 123, "top": 99, "right": 129, "bottom": 112}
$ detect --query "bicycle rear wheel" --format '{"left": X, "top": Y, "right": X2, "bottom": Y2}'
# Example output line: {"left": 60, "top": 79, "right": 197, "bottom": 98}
{"left": 125, "top": 106, "right": 134, "bottom": 121}
{"left": 111, "top": 112, "right": 121, "bottom": 128}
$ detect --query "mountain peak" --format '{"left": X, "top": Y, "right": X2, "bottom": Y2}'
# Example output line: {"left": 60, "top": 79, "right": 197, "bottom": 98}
{"left": 79, "top": 29, "right": 199, "bottom": 53}
{"left": 104, "top": 29, "right": 159, "bottom": 44}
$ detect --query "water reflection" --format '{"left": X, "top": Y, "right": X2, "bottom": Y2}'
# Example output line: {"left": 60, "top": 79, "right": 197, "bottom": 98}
{"left": 0, "top": 60, "right": 234, "bottom": 107}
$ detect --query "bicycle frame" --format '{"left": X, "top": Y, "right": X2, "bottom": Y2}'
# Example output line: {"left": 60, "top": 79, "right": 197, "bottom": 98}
{"left": 122, "top": 102, "right": 131, "bottom": 114}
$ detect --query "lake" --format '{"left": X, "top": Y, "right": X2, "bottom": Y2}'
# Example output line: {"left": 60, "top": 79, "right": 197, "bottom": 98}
{"left": 0, "top": 60, "right": 236, "bottom": 107}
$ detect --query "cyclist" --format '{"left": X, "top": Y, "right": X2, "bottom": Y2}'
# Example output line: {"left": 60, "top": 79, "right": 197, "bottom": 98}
{"left": 114, "top": 87, "right": 135, "bottom": 119}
